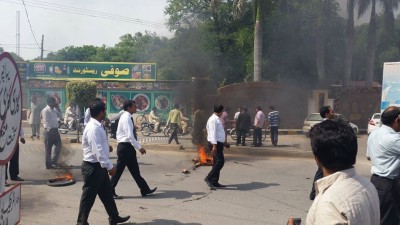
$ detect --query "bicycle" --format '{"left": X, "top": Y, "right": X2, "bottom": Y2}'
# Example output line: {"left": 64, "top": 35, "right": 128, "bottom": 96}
{"left": 164, "top": 119, "right": 193, "bottom": 137}
{"left": 135, "top": 111, "right": 148, "bottom": 125}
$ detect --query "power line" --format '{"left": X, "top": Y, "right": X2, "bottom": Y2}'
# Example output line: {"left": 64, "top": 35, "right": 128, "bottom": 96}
{"left": 0, "top": 0, "right": 168, "bottom": 28}
{"left": 20, "top": 0, "right": 40, "bottom": 49}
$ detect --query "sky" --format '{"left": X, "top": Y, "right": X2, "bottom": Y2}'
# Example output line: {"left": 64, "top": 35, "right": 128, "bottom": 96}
{"left": 0, "top": 0, "right": 172, "bottom": 60}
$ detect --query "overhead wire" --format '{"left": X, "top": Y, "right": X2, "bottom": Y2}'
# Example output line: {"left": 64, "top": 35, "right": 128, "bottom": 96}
{"left": 0, "top": 0, "right": 168, "bottom": 28}
{"left": 20, "top": 0, "right": 41, "bottom": 49}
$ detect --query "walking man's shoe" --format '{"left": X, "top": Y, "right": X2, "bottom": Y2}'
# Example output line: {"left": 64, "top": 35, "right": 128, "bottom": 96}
{"left": 141, "top": 187, "right": 157, "bottom": 197}
{"left": 113, "top": 193, "right": 123, "bottom": 199}
{"left": 11, "top": 176, "right": 24, "bottom": 181}
{"left": 204, "top": 178, "right": 216, "bottom": 190}
{"left": 109, "top": 215, "right": 130, "bottom": 225}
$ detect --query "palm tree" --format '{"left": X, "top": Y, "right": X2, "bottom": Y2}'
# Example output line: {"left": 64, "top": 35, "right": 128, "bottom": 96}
{"left": 358, "top": 0, "right": 377, "bottom": 86}
{"left": 380, "top": 0, "right": 400, "bottom": 52}
{"left": 316, "top": 0, "right": 331, "bottom": 81}
{"left": 344, "top": 0, "right": 355, "bottom": 86}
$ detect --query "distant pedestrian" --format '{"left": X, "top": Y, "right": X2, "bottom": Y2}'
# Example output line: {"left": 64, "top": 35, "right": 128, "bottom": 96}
{"left": 76, "top": 99, "right": 130, "bottom": 225}
{"left": 367, "top": 106, "right": 400, "bottom": 225}
{"left": 110, "top": 100, "right": 157, "bottom": 199}
{"left": 28, "top": 95, "right": 42, "bottom": 140}
{"left": 233, "top": 106, "right": 242, "bottom": 122}
{"left": 220, "top": 108, "right": 230, "bottom": 147}
{"left": 41, "top": 96, "right": 62, "bottom": 169}
{"left": 309, "top": 105, "right": 335, "bottom": 200}
{"left": 166, "top": 104, "right": 181, "bottom": 145}
{"left": 204, "top": 104, "right": 227, "bottom": 190}
{"left": 267, "top": 105, "right": 280, "bottom": 146}
{"left": 236, "top": 107, "right": 251, "bottom": 146}
{"left": 252, "top": 106, "right": 265, "bottom": 147}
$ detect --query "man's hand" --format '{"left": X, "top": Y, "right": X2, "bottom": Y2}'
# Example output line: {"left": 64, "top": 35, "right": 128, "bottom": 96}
{"left": 139, "top": 148, "right": 146, "bottom": 155}
{"left": 108, "top": 167, "right": 116, "bottom": 176}
{"left": 109, "top": 145, "right": 113, "bottom": 152}
{"left": 135, "top": 125, "right": 140, "bottom": 130}
{"left": 287, "top": 218, "right": 295, "bottom": 225}
{"left": 211, "top": 145, "right": 217, "bottom": 156}
{"left": 20, "top": 138, "right": 25, "bottom": 144}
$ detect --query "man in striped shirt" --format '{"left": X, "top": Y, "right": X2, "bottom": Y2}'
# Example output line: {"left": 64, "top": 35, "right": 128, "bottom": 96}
{"left": 268, "top": 105, "right": 280, "bottom": 146}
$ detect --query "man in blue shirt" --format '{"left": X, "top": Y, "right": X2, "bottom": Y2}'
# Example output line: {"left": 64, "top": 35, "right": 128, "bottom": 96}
{"left": 367, "top": 106, "right": 400, "bottom": 225}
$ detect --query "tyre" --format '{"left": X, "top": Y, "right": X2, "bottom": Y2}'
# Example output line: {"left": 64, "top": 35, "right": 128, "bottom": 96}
{"left": 141, "top": 126, "right": 152, "bottom": 136}
{"left": 136, "top": 115, "right": 148, "bottom": 125}
{"left": 79, "top": 124, "right": 85, "bottom": 135}
{"left": 163, "top": 127, "right": 169, "bottom": 137}
{"left": 230, "top": 128, "right": 237, "bottom": 140}
{"left": 58, "top": 123, "right": 69, "bottom": 134}
{"left": 47, "top": 178, "right": 76, "bottom": 187}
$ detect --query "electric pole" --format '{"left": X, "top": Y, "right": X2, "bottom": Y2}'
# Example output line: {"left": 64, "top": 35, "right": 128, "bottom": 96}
{"left": 40, "top": 34, "right": 44, "bottom": 60}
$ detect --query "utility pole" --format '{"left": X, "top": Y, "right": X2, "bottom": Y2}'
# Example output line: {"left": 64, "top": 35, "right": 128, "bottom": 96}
{"left": 16, "top": 11, "right": 20, "bottom": 56}
{"left": 40, "top": 34, "right": 44, "bottom": 60}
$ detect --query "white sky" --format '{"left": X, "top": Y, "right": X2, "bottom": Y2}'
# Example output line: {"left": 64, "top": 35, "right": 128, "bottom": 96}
{"left": 0, "top": 0, "right": 172, "bottom": 60}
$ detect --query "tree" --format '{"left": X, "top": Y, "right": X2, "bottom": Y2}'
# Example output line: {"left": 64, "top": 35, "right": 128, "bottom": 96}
{"left": 65, "top": 81, "right": 97, "bottom": 111}
{"left": 344, "top": 0, "right": 355, "bottom": 86}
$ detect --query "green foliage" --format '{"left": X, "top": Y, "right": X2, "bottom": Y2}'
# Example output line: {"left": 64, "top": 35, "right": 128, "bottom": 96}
{"left": 65, "top": 81, "right": 97, "bottom": 110}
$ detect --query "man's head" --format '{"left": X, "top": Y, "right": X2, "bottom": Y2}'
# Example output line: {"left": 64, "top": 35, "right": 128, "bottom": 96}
{"left": 320, "top": 105, "right": 334, "bottom": 120}
{"left": 123, "top": 100, "right": 137, "bottom": 114}
{"left": 174, "top": 103, "right": 180, "bottom": 109}
{"left": 270, "top": 105, "right": 275, "bottom": 110}
{"left": 237, "top": 106, "right": 242, "bottom": 112}
{"left": 90, "top": 99, "right": 106, "bottom": 121}
{"left": 256, "top": 106, "right": 262, "bottom": 111}
{"left": 47, "top": 96, "right": 56, "bottom": 108}
{"left": 381, "top": 106, "right": 400, "bottom": 131}
{"left": 310, "top": 120, "right": 357, "bottom": 172}
{"left": 243, "top": 107, "right": 248, "bottom": 113}
{"left": 152, "top": 107, "right": 157, "bottom": 112}
{"left": 214, "top": 104, "right": 224, "bottom": 117}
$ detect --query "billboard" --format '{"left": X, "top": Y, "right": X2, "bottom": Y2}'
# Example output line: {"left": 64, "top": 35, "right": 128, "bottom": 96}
{"left": 381, "top": 62, "right": 400, "bottom": 111}
{"left": 27, "top": 61, "right": 156, "bottom": 81}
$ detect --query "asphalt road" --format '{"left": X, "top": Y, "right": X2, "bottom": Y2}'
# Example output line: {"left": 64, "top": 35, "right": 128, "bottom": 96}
{"left": 11, "top": 131, "right": 372, "bottom": 225}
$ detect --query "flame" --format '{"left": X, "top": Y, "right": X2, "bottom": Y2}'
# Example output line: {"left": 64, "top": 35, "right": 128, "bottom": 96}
{"left": 197, "top": 144, "right": 213, "bottom": 165}
{"left": 56, "top": 172, "right": 74, "bottom": 180}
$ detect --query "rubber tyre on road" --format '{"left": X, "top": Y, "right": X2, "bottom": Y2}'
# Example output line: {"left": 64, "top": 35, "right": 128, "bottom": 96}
{"left": 141, "top": 126, "right": 152, "bottom": 136}
{"left": 58, "top": 123, "right": 69, "bottom": 134}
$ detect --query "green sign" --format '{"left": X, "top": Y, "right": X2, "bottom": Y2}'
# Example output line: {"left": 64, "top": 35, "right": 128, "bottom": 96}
{"left": 27, "top": 61, "right": 156, "bottom": 81}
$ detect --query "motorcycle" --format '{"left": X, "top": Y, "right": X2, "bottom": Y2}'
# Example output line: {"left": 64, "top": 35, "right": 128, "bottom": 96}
{"left": 140, "top": 117, "right": 168, "bottom": 137}
{"left": 58, "top": 116, "right": 85, "bottom": 134}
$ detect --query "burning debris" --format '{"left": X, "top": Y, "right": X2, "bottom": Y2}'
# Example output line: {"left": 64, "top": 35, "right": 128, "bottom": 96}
{"left": 192, "top": 144, "right": 213, "bottom": 167}
{"left": 47, "top": 170, "right": 76, "bottom": 187}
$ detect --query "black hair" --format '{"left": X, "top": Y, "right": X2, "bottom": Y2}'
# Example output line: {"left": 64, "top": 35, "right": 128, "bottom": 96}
{"left": 90, "top": 100, "right": 106, "bottom": 118}
{"left": 319, "top": 106, "right": 331, "bottom": 118}
{"left": 123, "top": 100, "right": 135, "bottom": 111}
{"left": 381, "top": 106, "right": 400, "bottom": 126}
{"left": 243, "top": 107, "right": 248, "bottom": 113}
{"left": 47, "top": 96, "right": 55, "bottom": 105}
{"left": 214, "top": 104, "right": 224, "bottom": 113}
{"left": 174, "top": 103, "right": 180, "bottom": 109}
{"left": 152, "top": 107, "right": 157, "bottom": 111}
{"left": 310, "top": 120, "right": 357, "bottom": 171}
{"left": 256, "top": 106, "right": 262, "bottom": 111}
{"left": 270, "top": 105, "right": 275, "bottom": 110}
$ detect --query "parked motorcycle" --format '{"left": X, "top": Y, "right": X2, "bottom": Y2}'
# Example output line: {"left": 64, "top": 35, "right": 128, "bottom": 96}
{"left": 59, "top": 116, "right": 85, "bottom": 134}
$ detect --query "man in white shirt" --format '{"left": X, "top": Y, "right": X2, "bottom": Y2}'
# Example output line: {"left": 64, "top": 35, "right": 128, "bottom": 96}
{"left": 149, "top": 107, "right": 160, "bottom": 132}
{"left": 110, "top": 100, "right": 157, "bottom": 199}
{"left": 76, "top": 100, "right": 130, "bottom": 225}
{"left": 252, "top": 106, "right": 265, "bottom": 147}
{"left": 367, "top": 106, "right": 400, "bottom": 225}
{"left": 64, "top": 103, "right": 76, "bottom": 129}
{"left": 204, "top": 104, "right": 226, "bottom": 190}
{"left": 288, "top": 120, "right": 380, "bottom": 225}
{"left": 41, "top": 96, "right": 62, "bottom": 169}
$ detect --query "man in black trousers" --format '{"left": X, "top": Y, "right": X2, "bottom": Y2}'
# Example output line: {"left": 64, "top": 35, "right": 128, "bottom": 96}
{"left": 5, "top": 128, "right": 25, "bottom": 184}
{"left": 76, "top": 100, "right": 130, "bottom": 225}
{"left": 110, "top": 100, "right": 156, "bottom": 199}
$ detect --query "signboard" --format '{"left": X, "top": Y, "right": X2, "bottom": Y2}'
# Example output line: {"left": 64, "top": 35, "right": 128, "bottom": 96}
{"left": 381, "top": 62, "right": 400, "bottom": 111}
{"left": 0, "top": 53, "right": 22, "bottom": 165}
{"left": 0, "top": 183, "right": 21, "bottom": 225}
{"left": 27, "top": 61, "right": 156, "bottom": 81}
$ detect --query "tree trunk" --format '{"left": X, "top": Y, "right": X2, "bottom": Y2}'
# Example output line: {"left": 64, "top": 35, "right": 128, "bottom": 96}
{"left": 365, "top": 0, "right": 376, "bottom": 86}
{"left": 316, "top": 0, "right": 327, "bottom": 81}
{"left": 253, "top": 0, "right": 262, "bottom": 82}
{"left": 344, "top": 0, "right": 355, "bottom": 86}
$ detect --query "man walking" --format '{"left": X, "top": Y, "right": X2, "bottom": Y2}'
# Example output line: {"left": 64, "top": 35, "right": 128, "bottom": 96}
{"left": 28, "top": 95, "right": 42, "bottom": 140}
{"left": 76, "top": 100, "right": 130, "bottom": 225}
{"left": 267, "top": 105, "right": 280, "bottom": 146}
{"left": 204, "top": 104, "right": 226, "bottom": 190}
{"left": 367, "top": 106, "right": 400, "bottom": 225}
{"left": 236, "top": 107, "right": 251, "bottom": 146}
{"left": 41, "top": 96, "right": 62, "bottom": 169}
{"left": 166, "top": 104, "right": 181, "bottom": 144}
{"left": 252, "top": 106, "right": 265, "bottom": 147}
{"left": 110, "top": 100, "right": 157, "bottom": 199}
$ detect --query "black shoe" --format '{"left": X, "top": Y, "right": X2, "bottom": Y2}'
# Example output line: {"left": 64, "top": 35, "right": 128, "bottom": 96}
{"left": 213, "top": 183, "right": 226, "bottom": 188}
{"left": 242, "top": 144, "right": 247, "bottom": 146}
{"left": 109, "top": 215, "right": 130, "bottom": 225}
{"left": 141, "top": 187, "right": 157, "bottom": 197}
{"left": 11, "top": 176, "right": 24, "bottom": 181}
{"left": 37, "top": 136, "right": 40, "bottom": 140}
{"left": 204, "top": 178, "right": 216, "bottom": 190}
{"left": 30, "top": 135, "right": 34, "bottom": 141}
{"left": 176, "top": 142, "right": 180, "bottom": 145}
{"left": 113, "top": 193, "right": 123, "bottom": 199}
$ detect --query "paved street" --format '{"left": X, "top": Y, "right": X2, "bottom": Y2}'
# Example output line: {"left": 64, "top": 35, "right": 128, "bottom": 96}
{"left": 12, "top": 128, "right": 372, "bottom": 225}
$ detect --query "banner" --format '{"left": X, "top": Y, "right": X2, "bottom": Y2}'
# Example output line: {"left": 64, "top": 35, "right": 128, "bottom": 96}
{"left": 27, "top": 61, "right": 156, "bottom": 81}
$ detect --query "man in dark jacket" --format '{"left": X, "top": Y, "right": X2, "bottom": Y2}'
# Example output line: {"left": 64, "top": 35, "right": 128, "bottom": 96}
{"left": 236, "top": 107, "right": 252, "bottom": 146}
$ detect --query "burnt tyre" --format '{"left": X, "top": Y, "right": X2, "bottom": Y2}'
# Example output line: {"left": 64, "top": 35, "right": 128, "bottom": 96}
{"left": 58, "top": 123, "right": 69, "bottom": 134}
{"left": 230, "top": 128, "right": 237, "bottom": 140}
{"left": 141, "top": 126, "right": 152, "bottom": 136}
{"left": 47, "top": 178, "right": 76, "bottom": 187}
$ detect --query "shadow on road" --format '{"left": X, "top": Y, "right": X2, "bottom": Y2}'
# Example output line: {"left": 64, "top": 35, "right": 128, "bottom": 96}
{"left": 224, "top": 182, "right": 279, "bottom": 191}
{"left": 120, "top": 190, "right": 206, "bottom": 200}
{"left": 125, "top": 219, "right": 202, "bottom": 225}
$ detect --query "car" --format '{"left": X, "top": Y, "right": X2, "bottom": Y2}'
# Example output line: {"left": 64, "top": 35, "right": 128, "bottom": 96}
{"left": 302, "top": 113, "right": 359, "bottom": 137}
{"left": 367, "top": 113, "right": 381, "bottom": 135}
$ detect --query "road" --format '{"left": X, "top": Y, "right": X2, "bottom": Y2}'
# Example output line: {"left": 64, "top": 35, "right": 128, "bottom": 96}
{"left": 12, "top": 131, "right": 372, "bottom": 225}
